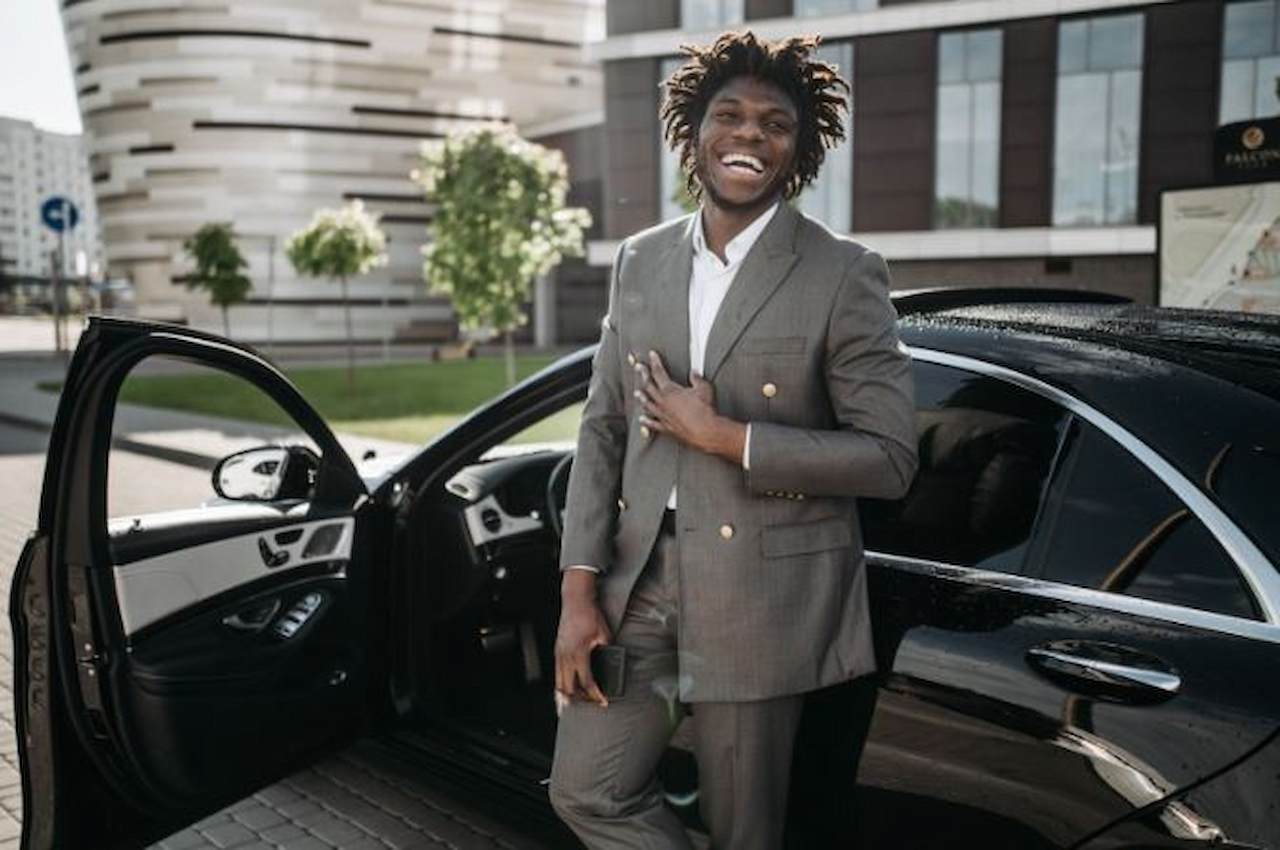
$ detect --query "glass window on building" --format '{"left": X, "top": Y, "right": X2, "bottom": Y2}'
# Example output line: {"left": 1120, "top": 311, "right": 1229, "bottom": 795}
{"left": 795, "top": 0, "right": 876, "bottom": 16}
{"left": 1052, "top": 13, "right": 1143, "bottom": 227}
{"left": 798, "top": 42, "right": 854, "bottom": 233}
{"left": 659, "top": 57, "right": 692, "bottom": 224}
{"left": 934, "top": 28, "right": 1002, "bottom": 229}
{"left": 1221, "top": 0, "right": 1280, "bottom": 124}
{"left": 680, "top": 0, "right": 744, "bottom": 30}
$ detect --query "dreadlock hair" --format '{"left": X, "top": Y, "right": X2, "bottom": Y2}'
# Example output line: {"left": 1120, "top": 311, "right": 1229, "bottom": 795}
{"left": 660, "top": 30, "right": 850, "bottom": 202}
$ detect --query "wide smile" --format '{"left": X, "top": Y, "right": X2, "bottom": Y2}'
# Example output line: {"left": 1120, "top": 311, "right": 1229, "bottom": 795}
{"left": 715, "top": 151, "right": 769, "bottom": 184}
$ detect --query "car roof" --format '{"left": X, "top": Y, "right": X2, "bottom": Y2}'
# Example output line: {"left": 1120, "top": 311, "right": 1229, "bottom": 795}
{"left": 903, "top": 302, "right": 1280, "bottom": 401}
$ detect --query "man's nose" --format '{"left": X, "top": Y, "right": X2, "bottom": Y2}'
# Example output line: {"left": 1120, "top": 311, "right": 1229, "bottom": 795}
{"left": 731, "top": 119, "right": 765, "bottom": 142}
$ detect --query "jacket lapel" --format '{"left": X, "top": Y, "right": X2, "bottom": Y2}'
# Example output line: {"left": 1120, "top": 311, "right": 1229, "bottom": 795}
{"left": 650, "top": 215, "right": 695, "bottom": 385}
{"left": 702, "top": 203, "right": 800, "bottom": 381}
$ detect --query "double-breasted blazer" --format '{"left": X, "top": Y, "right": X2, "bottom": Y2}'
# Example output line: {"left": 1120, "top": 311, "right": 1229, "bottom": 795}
{"left": 560, "top": 202, "right": 918, "bottom": 702}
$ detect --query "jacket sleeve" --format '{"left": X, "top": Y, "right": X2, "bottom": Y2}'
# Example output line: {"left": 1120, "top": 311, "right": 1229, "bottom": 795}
{"left": 558, "top": 241, "right": 629, "bottom": 572}
{"left": 744, "top": 249, "right": 918, "bottom": 500}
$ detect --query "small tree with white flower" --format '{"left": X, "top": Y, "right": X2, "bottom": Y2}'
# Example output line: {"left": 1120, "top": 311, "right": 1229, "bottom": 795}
{"left": 286, "top": 200, "right": 387, "bottom": 389}
{"left": 414, "top": 125, "right": 591, "bottom": 386}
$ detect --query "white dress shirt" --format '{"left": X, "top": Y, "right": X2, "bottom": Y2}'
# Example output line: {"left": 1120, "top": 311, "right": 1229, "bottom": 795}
{"left": 668, "top": 202, "right": 777, "bottom": 506}
{"left": 568, "top": 203, "right": 778, "bottom": 572}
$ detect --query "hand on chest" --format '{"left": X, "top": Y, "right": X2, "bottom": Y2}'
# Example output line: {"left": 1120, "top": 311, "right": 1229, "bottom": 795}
{"left": 618, "top": 271, "right": 824, "bottom": 426}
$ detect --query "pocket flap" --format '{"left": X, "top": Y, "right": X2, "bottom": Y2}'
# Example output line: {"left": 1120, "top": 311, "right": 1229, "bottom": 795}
{"left": 762, "top": 516, "right": 852, "bottom": 559}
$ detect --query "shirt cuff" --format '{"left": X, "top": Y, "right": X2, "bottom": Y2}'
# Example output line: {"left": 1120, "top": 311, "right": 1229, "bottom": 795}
{"left": 742, "top": 422, "right": 752, "bottom": 470}
{"left": 564, "top": 564, "right": 601, "bottom": 573}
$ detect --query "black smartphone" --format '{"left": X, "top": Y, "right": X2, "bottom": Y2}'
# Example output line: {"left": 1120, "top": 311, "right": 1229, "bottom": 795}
{"left": 590, "top": 644, "right": 627, "bottom": 699}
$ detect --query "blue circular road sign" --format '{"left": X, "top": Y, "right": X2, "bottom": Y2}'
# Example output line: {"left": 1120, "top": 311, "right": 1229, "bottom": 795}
{"left": 41, "top": 196, "right": 80, "bottom": 233}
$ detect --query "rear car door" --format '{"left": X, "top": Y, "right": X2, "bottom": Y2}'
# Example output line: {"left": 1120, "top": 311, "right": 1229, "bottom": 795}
{"left": 849, "top": 351, "right": 1280, "bottom": 849}
{"left": 11, "top": 318, "right": 377, "bottom": 850}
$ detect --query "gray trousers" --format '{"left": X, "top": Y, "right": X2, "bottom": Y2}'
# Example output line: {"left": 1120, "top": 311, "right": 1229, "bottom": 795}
{"left": 549, "top": 530, "right": 804, "bottom": 849}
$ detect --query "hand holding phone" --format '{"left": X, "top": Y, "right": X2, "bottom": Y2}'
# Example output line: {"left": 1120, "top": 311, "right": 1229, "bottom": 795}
{"left": 590, "top": 644, "right": 627, "bottom": 700}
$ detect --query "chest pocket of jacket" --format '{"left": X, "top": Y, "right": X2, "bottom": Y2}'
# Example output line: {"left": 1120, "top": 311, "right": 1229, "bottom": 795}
{"left": 736, "top": 336, "right": 810, "bottom": 422}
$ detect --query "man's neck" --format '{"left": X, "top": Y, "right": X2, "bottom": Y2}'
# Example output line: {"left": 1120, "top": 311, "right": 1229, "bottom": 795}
{"left": 700, "top": 196, "right": 781, "bottom": 264}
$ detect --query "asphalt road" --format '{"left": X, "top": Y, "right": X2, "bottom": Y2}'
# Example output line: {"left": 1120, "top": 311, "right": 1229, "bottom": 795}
{"left": 0, "top": 420, "right": 550, "bottom": 850}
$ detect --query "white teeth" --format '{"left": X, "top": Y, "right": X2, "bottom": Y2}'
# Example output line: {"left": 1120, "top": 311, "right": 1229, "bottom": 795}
{"left": 720, "top": 153, "right": 764, "bottom": 173}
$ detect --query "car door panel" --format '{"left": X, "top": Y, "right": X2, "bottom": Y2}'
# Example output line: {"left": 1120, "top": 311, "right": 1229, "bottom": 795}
{"left": 13, "top": 318, "right": 375, "bottom": 850}
{"left": 116, "top": 574, "right": 360, "bottom": 802}
{"left": 112, "top": 515, "right": 354, "bottom": 635}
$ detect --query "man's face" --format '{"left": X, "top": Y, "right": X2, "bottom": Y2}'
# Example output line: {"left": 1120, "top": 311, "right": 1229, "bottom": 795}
{"left": 694, "top": 75, "right": 799, "bottom": 212}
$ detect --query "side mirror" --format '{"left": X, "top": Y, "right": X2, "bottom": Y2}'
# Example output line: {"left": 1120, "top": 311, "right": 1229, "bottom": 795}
{"left": 212, "top": 446, "right": 319, "bottom": 502}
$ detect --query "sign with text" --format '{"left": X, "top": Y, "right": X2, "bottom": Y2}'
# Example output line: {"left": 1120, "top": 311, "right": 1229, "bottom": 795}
{"left": 1215, "top": 118, "right": 1280, "bottom": 184}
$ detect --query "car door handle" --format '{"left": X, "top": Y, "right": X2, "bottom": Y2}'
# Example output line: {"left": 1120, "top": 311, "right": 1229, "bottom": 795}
{"left": 1026, "top": 643, "right": 1181, "bottom": 697}
{"left": 222, "top": 598, "right": 281, "bottom": 632}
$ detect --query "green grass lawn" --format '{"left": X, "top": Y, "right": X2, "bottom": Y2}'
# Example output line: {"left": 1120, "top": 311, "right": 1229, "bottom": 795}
{"left": 75, "top": 355, "right": 579, "bottom": 445}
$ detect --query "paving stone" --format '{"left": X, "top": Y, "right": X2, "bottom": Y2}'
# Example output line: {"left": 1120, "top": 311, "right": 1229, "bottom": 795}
{"left": 277, "top": 799, "right": 325, "bottom": 821}
{"left": 276, "top": 836, "right": 335, "bottom": 850}
{"left": 259, "top": 822, "right": 309, "bottom": 844}
{"left": 201, "top": 821, "right": 258, "bottom": 848}
{"left": 336, "top": 839, "right": 389, "bottom": 850}
{"left": 156, "top": 830, "right": 212, "bottom": 850}
{"left": 304, "top": 815, "right": 367, "bottom": 846}
{"left": 256, "top": 784, "right": 303, "bottom": 806}
{"left": 231, "top": 804, "right": 286, "bottom": 831}
{"left": 193, "top": 812, "right": 234, "bottom": 831}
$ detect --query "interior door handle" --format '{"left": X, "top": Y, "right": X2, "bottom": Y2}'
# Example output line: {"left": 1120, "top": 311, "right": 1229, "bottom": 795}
{"left": 222, "top": 598, "right": 281, "bottom": 632}
{"left": 1026, "top": 642, "right": 1181, "bottom": 698}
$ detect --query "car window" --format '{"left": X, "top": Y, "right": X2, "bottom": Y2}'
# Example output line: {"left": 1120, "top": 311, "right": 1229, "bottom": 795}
{"left": 859, "top": 361, "right": 1069, "bottom": 572}
{"left": 107, "top": 356, "right": 320, "bottom": 521}
{"left": 1028, "top": 419, "right": 1262, "bottom": 621}
{"left": 483, "top": 400, "right": 584, "bottom": 459}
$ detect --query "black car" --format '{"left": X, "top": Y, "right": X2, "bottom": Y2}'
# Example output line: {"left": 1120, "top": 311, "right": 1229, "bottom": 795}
{"left": 11, "top": 298, "right": 1280, "bottom": 850}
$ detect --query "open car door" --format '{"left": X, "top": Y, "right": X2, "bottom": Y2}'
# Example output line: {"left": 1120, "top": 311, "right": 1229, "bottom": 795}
{"left": 11, "top": 318, "right": 378, "bottom": 849}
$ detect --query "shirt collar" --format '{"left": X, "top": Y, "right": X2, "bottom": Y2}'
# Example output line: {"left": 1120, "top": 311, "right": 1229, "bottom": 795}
{"left": 692, "top": 202, "right": 779, "bottom": 268}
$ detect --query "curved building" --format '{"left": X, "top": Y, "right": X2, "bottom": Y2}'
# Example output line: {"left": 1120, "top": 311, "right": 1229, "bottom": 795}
{"left": 61, "top": 0, "right": 603, "bottom": 342}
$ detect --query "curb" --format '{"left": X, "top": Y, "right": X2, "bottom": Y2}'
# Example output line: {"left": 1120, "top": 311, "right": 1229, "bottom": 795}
{"left": 0, "top": 410, "right": 220, "bottom": 471}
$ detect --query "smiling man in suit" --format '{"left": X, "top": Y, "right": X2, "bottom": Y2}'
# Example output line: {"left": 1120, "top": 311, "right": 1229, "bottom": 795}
{"left": 549, "top": 31, "right": 918, "bottom": 849}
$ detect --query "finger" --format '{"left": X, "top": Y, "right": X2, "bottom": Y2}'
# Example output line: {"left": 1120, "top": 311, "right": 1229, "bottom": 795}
{"left": 634, "top": 386, "right": 663, "bottom": 411}
{"left": 648, "top": 351, "right": 675, "bottom": 390}
{"left": 633, "top": 362, "right": 650, "bottom": 386}
{"left": 639, "top": 413, "right": 668, "bottom": 434}
{"left": 555, "top": 649, "right": 570, "bottom": 697}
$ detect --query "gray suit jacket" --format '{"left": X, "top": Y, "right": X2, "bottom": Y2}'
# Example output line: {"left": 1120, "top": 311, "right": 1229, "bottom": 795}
{"left": 560, "top": 202, "right": 918, "bottom": 702}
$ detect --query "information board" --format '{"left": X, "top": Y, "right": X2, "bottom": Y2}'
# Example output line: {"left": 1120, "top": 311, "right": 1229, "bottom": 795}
{"left": 1160, "top": 182, "right": 1280, "bottom": 315}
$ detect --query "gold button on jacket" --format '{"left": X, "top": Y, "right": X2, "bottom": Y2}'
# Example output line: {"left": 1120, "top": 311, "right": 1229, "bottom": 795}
{"left": 761, "top": 382, "right": 778, "bottom": 398}
{"left": 719, "top": 523, "right": 734, "bottom": 540}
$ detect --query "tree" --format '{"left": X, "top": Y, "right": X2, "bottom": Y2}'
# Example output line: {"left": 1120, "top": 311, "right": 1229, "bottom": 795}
{"left": 414, "top": 125, "right": 591, "bottom": 386}
{"left": 285, "top": 200, "right": 388, "bottom": 389}
{"left": 181, "top": 223, "right": 251, "bottom": 337}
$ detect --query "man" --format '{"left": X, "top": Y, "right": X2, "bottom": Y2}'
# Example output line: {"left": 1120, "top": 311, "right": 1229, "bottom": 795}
{"left": 549, "top": 31, "right": 918, "bottom": 849}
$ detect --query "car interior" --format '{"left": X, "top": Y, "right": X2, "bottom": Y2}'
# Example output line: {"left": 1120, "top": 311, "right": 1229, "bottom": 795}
{"left": 384, "top": 394, "right": 706, "bottom": 825}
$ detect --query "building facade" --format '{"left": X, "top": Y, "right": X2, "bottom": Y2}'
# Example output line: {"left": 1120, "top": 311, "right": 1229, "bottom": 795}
{"left": 586, "top": 0, "right": 1267, "bottom": 305}
{"left": 61, "top": 0, "right": 603, "bottom": 343}
{"left": 0, "top": 116, "right": 104, "bottom": 282}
